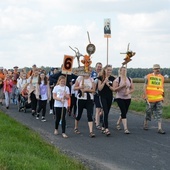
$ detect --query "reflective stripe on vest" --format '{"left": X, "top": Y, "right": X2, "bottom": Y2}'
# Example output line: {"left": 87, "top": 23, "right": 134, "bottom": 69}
{"left": 146, "top": 74, "right": 164, "bottom": 102}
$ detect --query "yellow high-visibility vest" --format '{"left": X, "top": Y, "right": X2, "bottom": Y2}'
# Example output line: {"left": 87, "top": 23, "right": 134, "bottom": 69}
{"left": 146, "top": 73, "right": 164, "bottom": 102}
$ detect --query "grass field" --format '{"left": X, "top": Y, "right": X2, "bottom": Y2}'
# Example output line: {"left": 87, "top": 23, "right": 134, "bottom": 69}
{"left": 132, "top": 83, "right": 170, "bottom": 106}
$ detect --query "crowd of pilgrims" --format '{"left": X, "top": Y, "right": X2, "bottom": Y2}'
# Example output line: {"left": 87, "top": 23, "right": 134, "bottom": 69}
{"left": 0, "top": 63, "right": 134, "bottom": 138}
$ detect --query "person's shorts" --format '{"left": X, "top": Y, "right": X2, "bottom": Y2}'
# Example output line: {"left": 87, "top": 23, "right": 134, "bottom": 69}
{"left": 145, "top": 101, "right": 163, "bottom": 121}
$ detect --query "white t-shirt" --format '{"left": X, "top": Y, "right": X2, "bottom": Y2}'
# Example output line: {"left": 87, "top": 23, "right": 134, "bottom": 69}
{"left": 53, "top": 85, "right": 70, "bottom": 108}
{"left": 17, "top": 78, "right": 28, "bottom": 92}
{"left": 76, "top": 76, "right": 94, "bottom": 100}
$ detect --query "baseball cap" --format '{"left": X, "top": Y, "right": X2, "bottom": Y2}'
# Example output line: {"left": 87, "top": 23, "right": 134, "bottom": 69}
{"left": 153, "top": 64, "right": 160, "bottom": 69}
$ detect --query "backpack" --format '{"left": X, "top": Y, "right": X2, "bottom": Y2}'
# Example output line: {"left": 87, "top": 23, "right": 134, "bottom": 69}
{"left": 118, "top": 76, "right": 131, "bottom": 85}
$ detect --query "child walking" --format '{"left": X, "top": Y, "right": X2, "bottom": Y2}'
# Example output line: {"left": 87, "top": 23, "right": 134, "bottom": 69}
{"left": 52, "top": 75, "right": 70, "bottom": 138}
{"left": 35, "top": 72, "right": 51, "bottom": 122}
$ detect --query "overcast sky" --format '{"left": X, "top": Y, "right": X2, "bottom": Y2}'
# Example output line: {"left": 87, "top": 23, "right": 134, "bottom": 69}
{"left": 0, "top": 0, "right": 170, "bottom": 69}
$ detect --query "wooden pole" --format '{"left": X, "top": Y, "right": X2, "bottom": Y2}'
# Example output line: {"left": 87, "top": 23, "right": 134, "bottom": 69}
{"left": 107, "top": 37, "right": 109, "bottom": 65}
{"left": 61, "top": 73, "right": 68, "bottom": 122}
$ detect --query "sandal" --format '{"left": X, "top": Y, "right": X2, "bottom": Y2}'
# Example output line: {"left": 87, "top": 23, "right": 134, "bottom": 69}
{"left": 101, "top": 127, "right": 105, "bottom": 134}
{"left": 124, "top": 129, "right": 130, "bottom": 134}
{"left": 96, "top": 125, "right": 102, "bottom": 130}
{"left": 62, "top": 133, "right": 68, "bottom": 138}
{"left": 89, "top": 132, "right": 95, "bottom": 138}
{"left": 116, "top": 124, "right": 121, "bottom": 130}
{"left": 105, "top": 130, "right": 111, "bottom": 136}
{"left": 74, "top": 128, "right": 80, "bottom": 134}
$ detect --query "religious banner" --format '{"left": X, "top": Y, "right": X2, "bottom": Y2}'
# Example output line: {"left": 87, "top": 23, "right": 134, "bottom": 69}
{"left": 104, "top": 18, "right": 111, "bottom": 38}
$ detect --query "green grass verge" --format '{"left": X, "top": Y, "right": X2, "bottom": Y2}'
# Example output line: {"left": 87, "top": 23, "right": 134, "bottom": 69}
{"left": 0, "top": 111, "right": 87, "bottom": 170}
{"left": 129, "top": 100, "right": 146, "bottom": 113}
{"left": 113, "top": 100, "right": 170, "bottom": 119}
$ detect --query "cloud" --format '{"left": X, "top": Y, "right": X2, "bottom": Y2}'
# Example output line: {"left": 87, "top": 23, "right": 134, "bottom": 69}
{"left": 0, "top": 0, "right": 170, "bottom": 69}
{"left": 0, "top": 6, "right": 44, "bottom": 34}
{"left": 51, "top": 25, "right": 83, "bottom": 40}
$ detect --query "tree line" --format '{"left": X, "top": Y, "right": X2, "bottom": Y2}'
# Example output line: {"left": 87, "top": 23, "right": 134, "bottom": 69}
{"left": 24, "top": 66, "right": 170, "bottom": 79}
{"left": 112, "top": 68, "right": 170, "bottom": 78}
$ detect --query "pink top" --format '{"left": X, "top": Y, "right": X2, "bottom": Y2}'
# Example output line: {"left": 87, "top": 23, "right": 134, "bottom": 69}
{"left": 4, "top": 79, "right": 13, "bottom": 93}
{"left": 115, "top": 77, "right": 132, "bottom": 99}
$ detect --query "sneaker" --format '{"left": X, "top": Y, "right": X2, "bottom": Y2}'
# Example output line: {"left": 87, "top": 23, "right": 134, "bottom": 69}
{"left": 41, "top": 117, "right": 46, "bottom": 122}
{"left": 49, "top": 109, "right": 53, "bottom": 114}
{"left": 36, "top": 114, "right": 40, "bottom": 120}
{"left": 32, "top": 111, "right": 36, "bottom": 116}
{"left": 158, "top": 129, "right": 165, "bottom": 134}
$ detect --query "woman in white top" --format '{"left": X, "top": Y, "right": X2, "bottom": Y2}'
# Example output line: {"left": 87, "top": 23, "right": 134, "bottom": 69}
{"left": 53, "top": 75, "right": 70, "bottom": 138}
{"left": 74, "top": 74, "right": 95, "bottom": 138}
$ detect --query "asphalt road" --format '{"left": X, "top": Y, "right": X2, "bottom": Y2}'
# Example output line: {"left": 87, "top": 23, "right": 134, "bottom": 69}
{"left": 1, "top": 103, "right": 170, "bottom": 170}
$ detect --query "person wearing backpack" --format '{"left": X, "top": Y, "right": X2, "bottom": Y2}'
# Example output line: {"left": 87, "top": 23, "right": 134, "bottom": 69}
{"left": 113, "top": 66, "right": 134, "bottom": 134}
{"left": 74, "top": 73, "right": 96, "bottom": 138}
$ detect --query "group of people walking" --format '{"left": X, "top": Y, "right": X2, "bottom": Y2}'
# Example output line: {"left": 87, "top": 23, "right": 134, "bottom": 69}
{"left": 0, "top": 62, "right": 166, "bottom": 139}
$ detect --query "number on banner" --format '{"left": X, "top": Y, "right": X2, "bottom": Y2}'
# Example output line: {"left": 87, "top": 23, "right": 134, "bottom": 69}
{"left": 62, "top": 55, "right": 74, "bottom": 75}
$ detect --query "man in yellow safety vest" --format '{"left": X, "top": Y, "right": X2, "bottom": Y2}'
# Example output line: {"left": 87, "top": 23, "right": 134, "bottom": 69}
{"left": 143, "top": 64, "right": 165, "bottom": 134}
